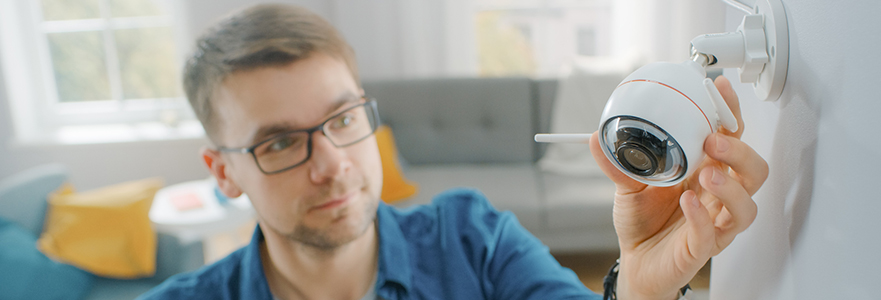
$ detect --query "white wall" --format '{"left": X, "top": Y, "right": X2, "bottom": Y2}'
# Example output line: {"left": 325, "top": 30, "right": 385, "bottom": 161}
{"left": 611, "top": 0, "right": 725, "bottom": 63}
{"left": 710, "top": 1, "right": 881, "bottom": 299}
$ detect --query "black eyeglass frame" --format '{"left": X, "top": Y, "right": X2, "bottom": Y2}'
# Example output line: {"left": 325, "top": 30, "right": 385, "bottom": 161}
{"left": 217, "top": 98, "right": 380, "bottom": 175}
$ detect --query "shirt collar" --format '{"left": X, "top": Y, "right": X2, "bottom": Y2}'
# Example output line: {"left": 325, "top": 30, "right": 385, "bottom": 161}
{"left": 375, "top": 201, "right": 412, "bottom": 293}
{"left": 243, "top": 225, "right": 273, "bottom": 299}
{"left": 244, "top": 202, "right": 411, "bottom": 298}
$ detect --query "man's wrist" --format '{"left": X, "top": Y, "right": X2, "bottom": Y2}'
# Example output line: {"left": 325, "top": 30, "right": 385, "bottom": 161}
{"left": 603, "top": 259, "right": 692, "bottom": 300}
{"left": 601, "top": 259, "right": 619, "bottom": 300}
{"left": 677, "top": 285, "right": 693, "bottom": 300}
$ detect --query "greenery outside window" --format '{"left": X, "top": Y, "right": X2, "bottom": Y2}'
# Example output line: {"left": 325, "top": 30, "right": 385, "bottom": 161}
{"left": 0, "top": 0, "right": 200, "bottom": 144}
{"left": 475, "top": 0, "right": 612, "bottom": 77}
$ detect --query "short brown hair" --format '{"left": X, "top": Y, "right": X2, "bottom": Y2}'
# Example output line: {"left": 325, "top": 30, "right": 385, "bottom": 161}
{"left": 184, "top": 4, "right": 359, "bottom": 143}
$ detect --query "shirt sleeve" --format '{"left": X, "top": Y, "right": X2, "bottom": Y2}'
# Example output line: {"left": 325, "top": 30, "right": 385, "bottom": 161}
{"left": 435, "top": 189, "right": 602, "bottom": 300}
{"left": 486, "top": 212, "right": 602, "bottom": 300}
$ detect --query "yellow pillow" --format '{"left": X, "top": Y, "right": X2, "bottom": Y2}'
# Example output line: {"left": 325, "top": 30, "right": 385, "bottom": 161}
{"left": 375, "top": 125, "right": 418, "bottom": 203}
{"left": 37, "top": 178, "right": 163, "bottom": 279}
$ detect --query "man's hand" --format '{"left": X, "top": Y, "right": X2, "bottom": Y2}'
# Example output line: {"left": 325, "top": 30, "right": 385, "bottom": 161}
{"left": 588, "top": 76, "right": 769, "bottom": 299}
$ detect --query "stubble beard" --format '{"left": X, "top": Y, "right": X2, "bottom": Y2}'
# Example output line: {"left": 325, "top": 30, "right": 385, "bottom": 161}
{"left": 286, "top": 191, "right": 380, "bottom": 252}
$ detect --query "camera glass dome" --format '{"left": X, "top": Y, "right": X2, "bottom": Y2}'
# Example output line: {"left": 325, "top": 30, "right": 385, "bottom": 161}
{"left": 600, "top": 116, "right": 687, "bottom": 184}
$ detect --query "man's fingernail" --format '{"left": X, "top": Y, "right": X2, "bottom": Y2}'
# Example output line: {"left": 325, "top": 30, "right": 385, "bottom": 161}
{"left": 715, "top": 134, "right": 730, "bottom": 153}
{"left": 690, "top": 193, "right": 701, "bottom": 208}
{"left": 712, "top": 167, "right": 726, "bottom": 185}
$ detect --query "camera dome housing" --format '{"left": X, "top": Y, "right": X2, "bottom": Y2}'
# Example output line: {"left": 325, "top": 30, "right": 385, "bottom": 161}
{"left": 598, "top": 60, "right": 738, "bottom": 186}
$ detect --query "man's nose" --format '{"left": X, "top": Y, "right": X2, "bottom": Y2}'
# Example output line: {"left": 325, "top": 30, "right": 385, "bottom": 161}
{"left": 308, "top": 131, "right": 349, "bottom": 183}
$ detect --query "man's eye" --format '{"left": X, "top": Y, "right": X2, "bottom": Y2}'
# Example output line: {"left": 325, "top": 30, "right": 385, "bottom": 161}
{"left": 331, "top": 114, "right": 355, "bottom": 129}
{"left": 267, "top": 136, "right": 301, "bottom": 152}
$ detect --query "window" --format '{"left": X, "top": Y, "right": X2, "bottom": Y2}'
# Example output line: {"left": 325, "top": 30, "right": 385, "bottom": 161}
{"left": 1, "top": 0, "right": 200, "bottom": 144}
{"left": 474, "top": 0, "right": 612, "bottom": 77}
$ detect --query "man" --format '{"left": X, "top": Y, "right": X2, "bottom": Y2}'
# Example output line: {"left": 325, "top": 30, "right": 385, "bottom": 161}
{"left": 140, "top": 4, "right": 767, "bottom": 300}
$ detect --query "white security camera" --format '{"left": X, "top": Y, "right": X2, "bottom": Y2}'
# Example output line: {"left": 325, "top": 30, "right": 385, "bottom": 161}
{"left": 596, "top": 60, "right": 738, "bottom": 186}
{"left": 536, "top": 60, "right": 738, "bottom": 186}
{"left": 536, "top": 0, "right": 788, "bottom": 186}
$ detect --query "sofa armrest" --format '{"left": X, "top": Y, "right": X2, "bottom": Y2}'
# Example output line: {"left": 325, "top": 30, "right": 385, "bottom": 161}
{"left": 0, "top": 164, "right": 68, "bottom": 236}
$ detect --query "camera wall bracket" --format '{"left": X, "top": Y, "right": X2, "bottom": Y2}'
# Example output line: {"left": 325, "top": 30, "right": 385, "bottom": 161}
{"left": 690, "top": 0, "right": 789, "bottom": 101}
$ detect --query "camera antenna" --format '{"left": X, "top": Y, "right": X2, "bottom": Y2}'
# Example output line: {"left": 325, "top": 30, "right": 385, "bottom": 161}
{"left": 722, "top": 0, "right": 755, "bottom": 15}
{"left": 534, "top": 133, "right": 592, "bottom": 144}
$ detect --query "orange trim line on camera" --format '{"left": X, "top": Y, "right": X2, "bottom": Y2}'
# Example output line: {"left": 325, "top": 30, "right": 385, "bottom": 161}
{"left": 618, "top": 79, "right": 713, "bottom": 131}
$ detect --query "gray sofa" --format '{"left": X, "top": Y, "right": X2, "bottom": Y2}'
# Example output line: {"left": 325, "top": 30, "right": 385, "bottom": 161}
{"left": 363, "top": 77, "right": 619, "bottom": 252}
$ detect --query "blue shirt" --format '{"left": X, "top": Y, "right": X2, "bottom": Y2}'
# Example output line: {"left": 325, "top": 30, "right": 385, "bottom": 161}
{"left": 139, "top": 188, "right": 600, "bottom": 300}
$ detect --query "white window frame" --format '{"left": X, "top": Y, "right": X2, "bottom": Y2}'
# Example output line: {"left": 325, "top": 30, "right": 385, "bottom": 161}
{"left": 0, "top": 0, "right": 199, "bottom": 145}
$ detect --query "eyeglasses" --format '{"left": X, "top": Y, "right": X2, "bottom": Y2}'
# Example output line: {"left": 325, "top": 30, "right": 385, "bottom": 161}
{"left": 218, "top": 98, "right": 380, "bottom": 175}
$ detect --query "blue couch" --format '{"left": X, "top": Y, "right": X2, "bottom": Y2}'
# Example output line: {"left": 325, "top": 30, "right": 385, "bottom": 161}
{"left": 0, "top": 164, "right": 205, "bottom": 300}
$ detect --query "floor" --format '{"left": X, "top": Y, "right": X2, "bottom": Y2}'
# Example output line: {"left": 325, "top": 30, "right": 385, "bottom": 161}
{"left": 553, "top": 251, "right": 711, "bottom": 298}
{"left": 205, "top": 223, "right": 711, "bottom": 298}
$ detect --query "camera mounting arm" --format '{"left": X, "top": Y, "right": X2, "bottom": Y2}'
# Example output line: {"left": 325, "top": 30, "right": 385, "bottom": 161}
{"left": 690, "top": 15, "right": 768, "bottom": 82}
{"left": 689, "top": 0, "right": 789, "bottom": 102}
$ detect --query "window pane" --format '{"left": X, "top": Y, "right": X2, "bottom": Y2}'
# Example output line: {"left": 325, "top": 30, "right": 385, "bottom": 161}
{"left": 114, "top": 27, "right": 181, "bottom": 99}
{"left": 41, "top": 0, "right": 101, "bottom": 21}
{"left": 47, "top": 31, "right": 112, "bottom": 102}
{"left": 109, "top": 0, "right": 163, "bottom": 17}
{"left": 475, "top": 2, "right": 612, "bottom": 77}
{"left": 476, "top": 11, "right": 536, "bottom": 77}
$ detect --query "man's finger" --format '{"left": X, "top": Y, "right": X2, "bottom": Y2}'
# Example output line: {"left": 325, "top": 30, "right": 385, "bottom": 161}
{"left": 679, "top": 190, "right": 714, "bottom": 260}
{"left": 589, "top": 131, "right": 646, "bottom": 194}
{"left": 698, "top": 166, "right": 758, "bottom": 235}
{"left": 704, "top": 133, "right": 769, "bottom": 195}
{"left": 713, "top": 76, "right": 744, "bottom": 138}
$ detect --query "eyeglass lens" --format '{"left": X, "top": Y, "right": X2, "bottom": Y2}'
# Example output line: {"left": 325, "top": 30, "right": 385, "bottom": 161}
{"left": 253, "top": 102, "right": 377, "bottom": 173}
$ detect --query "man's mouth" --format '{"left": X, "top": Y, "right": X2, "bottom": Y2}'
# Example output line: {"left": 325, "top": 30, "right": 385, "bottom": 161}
{"left": 310, "top": 192, "right": 354, "bottom": 212}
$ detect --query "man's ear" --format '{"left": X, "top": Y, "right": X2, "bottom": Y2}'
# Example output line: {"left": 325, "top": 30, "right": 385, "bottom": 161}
{"left": 201, "top": 146, "right": 243, "bottom": 198}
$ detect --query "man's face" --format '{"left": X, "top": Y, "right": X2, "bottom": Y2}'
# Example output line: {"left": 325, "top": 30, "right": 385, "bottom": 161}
{"left": 210, "top": 53, "right": 383, "bottom": 249}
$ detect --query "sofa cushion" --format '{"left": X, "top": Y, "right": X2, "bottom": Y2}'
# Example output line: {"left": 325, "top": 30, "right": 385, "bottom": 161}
{"left": 541, "top": 173, "right": 616, "bottom": 230}
{"left": 38, "top": 179, "right": 162, "bottom": 279}
{"left": 0, "top": 217, "right": 93, "bottom": 300}
{"left": 539, "top": 173, "right": 618, "bottom": 251}
{"left": 364, "top": 77, "right": 536, "bottom": 165}
{"left": 538, "top": 58, "right": 632, "bottom": 176}
{"left": 391, "top": 164, "right": 543, "bottom": 233}
{"left": 82, "top": 233, "right": 206, "bottom": 300}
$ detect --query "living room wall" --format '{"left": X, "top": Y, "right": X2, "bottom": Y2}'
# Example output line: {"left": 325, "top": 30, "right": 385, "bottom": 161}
{"left": 0, "top": 84, "right": 209, "bottom": 190}
{"left": 710, "top": 1, "right": 881, "bottom": 299}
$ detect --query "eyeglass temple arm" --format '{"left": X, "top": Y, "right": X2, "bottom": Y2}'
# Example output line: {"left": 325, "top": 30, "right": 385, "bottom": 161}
{"left": 216, "top": 147, "right": 251, "bottom": 154}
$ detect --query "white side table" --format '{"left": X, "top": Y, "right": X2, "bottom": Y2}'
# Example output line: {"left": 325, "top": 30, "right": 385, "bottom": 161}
{"left": 150, "top": 179, "right": 256, "bottom": 245}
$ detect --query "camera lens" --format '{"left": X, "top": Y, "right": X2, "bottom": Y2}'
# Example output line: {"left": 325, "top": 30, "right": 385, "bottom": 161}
{"left": 616, "top": 142, "right": 659, "bottom": 176}
{"left": 600, "top": 116, "right": 688, "bottom": 185}
{"left": 620, "top": 146, "right": 655, "bottom": 172}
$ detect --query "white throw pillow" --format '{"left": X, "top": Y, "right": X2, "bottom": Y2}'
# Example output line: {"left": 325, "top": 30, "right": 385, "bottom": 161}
{"left": 539, "top": 55, "right": 642, "bottom": 175}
